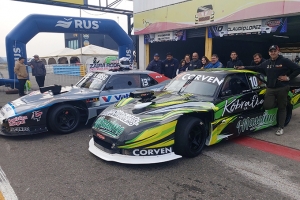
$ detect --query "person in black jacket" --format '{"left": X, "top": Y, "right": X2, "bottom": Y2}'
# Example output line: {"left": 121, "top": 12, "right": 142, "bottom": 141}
{"left": 188, "top": 52, "right": 202, "bottom": 70}
{"left": 146, "top": 53, "right": 163, "bottom": 74}
{"left": 162, "top": 52, "right": 179, "bottom": 79}
{"left": 250, "top": 53, "right": 266, "bottom": 66}
{"left": 226, "top": 51, "right": 243, "bottom": 68}
{"left": 236, "top": 45, "right": 300, "bottom": 136}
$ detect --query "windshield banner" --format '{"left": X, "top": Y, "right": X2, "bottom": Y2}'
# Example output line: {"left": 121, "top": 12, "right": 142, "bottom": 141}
{"left": 144, "top": 30, "right": 186, "bottom": 44}
{"left": 208, "top": 18, "right": 287, "bottom": 37}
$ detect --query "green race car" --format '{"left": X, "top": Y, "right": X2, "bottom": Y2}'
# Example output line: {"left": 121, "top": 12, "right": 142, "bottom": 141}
{"left": 88, "top": 69, "right": 300, "bottom": 164}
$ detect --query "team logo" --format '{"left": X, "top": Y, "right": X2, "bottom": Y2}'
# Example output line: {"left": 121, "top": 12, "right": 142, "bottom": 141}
{"left": 55, "top": 18, "right": 73, "bottom": 28}
{"left": 31, "top": 111, "right": 43, "bottom": 122}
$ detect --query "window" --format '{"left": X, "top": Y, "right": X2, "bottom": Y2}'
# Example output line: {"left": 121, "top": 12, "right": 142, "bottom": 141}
{"left": 246, "top": 73, "right": 266, "bottom": 90}
{"left": 140, "top": 74, "right": 157, "bottom": 88}
{"left": 75, "top": 72, "right": 110, "bottom": 90}
{"left": 104, "top": 74, "right": 141, "bottom": 90}
{"left": 220, "top": 74, "right": 250, "bottom": 97}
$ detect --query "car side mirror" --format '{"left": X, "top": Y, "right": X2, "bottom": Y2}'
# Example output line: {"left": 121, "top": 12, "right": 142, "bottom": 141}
{"left": 104, "top": 86, "right": 113, "bottom": 90}
{"left": 222, "top": 89, "right": 232, "bottom": 96}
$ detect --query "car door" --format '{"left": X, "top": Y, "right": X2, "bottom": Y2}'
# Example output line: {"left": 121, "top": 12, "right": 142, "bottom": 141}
{"left": 99, "top": 74, "right": 141, "bottom": 108}
{"left": 213, "top": 73, "right": 266, "bottom": 138}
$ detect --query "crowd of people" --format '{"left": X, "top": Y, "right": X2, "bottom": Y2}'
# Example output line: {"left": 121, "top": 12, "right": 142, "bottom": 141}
{"left": 147, "top": 45, "right": 300, "bottom": 136}
{"left": 146, "top": 51, "right": 268, "bottom": 79}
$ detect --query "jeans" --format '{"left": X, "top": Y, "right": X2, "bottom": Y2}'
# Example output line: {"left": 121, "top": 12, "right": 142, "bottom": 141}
{"left": 263, "top": 85, "right": 290, "bottom": 128}
{"left": 35, "top": 76, "right": 45, "bottom": 88}
{"left": 18, "top": 79, "right": 27, "bottom": 96}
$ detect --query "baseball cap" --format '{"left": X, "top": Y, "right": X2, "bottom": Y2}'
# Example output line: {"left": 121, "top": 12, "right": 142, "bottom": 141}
{"left": 33, "top": 54, "right": 39, "bottom": 58}
{"left": 154, "top": 53, "right": 159, "bottom": 57}
{"left": 269, "top": 45, "right": 279, "bottom": 51}
{"left": 166, "top": 52, "right": 173, "bottom": 56}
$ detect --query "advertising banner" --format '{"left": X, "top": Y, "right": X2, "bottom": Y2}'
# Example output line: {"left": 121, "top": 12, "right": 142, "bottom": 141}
{"left": 208, "top": 18, "right": 287, "bottom": 37}
{"left": 144, "top": 30, "right": 186, "bottom": 44}
{"left": 134, "top": 0, "right": 298, "bottom": 35}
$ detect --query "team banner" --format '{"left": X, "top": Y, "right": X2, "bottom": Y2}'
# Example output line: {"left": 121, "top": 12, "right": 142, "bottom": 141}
{"left": 208, "top": 18, "right": 287, "bottom": 38}
{"left": 144, "top": 30, "right": 186, "bottom": 44}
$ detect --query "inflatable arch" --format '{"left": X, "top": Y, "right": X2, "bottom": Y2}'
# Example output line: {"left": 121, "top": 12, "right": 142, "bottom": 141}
{"left": 4, "top": 14, "right": 133, "bottom": 85}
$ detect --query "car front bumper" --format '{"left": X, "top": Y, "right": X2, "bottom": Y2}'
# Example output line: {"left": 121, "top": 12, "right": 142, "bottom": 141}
{"left": 88, "top": 138, "right": 182, "bottom": 164}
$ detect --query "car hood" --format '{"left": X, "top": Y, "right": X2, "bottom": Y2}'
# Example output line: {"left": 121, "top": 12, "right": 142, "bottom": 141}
{"left": 1, "top": 86, "right": 100, "bottom": 119}
{"left": 92, "top": 91, "right": 217, "bottom": 144}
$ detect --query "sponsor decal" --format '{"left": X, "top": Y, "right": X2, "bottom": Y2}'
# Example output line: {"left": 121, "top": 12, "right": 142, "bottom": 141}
{"left": 31, "top": 111, "right": 43, "bottom": 122}
{"left": 93, "top": 116, "right": 124, "bottom": 137}
{"left": 101, "top": 93, "right": 130, "bottom": 103}
{"left": 236, "top": 111, "right": 276, "bottom": 134}
{"left": 13, "top": 47, "right": 21, "bottom": 62}
{"left": 132, "top": 147, "right": 173, "bottom": 156}
{"left": 8, "top": 116, "right": 28, "bottom": 126}
{"left": 266, "top": 19, "right": 281, "bottom": 27}
{"left": 55, "top": 18, "right": 73, "bottom": 28}
{"left": 222, "top": 95, "right": 264, "bottom": 116}
{"left": 55, "top": 18, "right": 100, "bottom": 30}
{"left": 86, "top": 98, "right": 99, "bottom": 103}
{"left": 101, "top": 109, "right": 141, "bottom": 126}
{"left": 96, "top": 133, "right": 105, "bottom": 140}
{"left": 182, "top": 74, "right": 224, "bottom": 85}
{"left": 10, "top": 127, "right": 30, "bottom": 132}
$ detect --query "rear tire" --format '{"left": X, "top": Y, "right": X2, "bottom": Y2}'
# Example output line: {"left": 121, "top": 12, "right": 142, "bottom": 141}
{"left": 174, "top": 116, "right": 207, "bottom": 158}
{"left": 48, "top": 104, "right": 80, "bottom": 134}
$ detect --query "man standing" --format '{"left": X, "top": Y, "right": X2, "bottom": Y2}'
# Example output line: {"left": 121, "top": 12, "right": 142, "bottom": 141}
{"left": 250, "top": 53, "right": 266, "bottom": 66}
{"left": 162, "top": 52, "right": 179, "bottom": 79}
{"left": 146, "top": 53, "right": 163, "bottom": 74}
{"left": 226, "top": 51, "right": 243, "bottom": 68}
{"left": 14, "top": 57, "right": 28, "bottom": 96}
{"left": 205, "top": 54, "right": 223, "bottom": 68}
{"left": 236, "top": 45, "right": 300, "bottom": 136}
{"left": 188, "top": 52, "right": 202, "bottom": 70}
{"left": 30, "top": 55, "right": 46, "bottom": 88}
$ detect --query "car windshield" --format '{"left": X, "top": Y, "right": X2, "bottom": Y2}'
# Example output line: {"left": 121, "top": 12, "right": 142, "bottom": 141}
{"left": 164, "top": 74, "right": 220, "bottom": 96}
{"left": 75, "top": 72, "right": 110, "bottom": 90}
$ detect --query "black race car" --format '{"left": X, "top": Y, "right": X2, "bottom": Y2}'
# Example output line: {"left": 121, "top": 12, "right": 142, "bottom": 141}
{"left": 0, "top": 70, "right": 170, "bottom": 136}
{"left": 89, "top": 69, "right": 300, "bottom": 164}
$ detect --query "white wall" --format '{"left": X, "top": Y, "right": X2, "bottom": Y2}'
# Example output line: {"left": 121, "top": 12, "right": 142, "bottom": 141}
{"left": 134, "top": 0, "right": 186, "bottom": 13}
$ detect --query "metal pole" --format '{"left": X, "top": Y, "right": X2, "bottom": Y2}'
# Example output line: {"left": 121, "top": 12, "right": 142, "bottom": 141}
{"left": 127, "top": 15, "right": 131, "bottom": 36}
{"left": 80, "top": 9, "right": 82, "bottom": 55}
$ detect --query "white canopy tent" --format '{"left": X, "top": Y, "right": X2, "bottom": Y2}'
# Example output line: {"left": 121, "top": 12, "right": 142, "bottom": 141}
{"left": 59, "top": 44, "right": 118, "bottom": 64}
{"left": 39, "top": 48, "right": 76, "bottom": 64}
{"left": 39, "top": 45, "right": 118, "bottom": 65}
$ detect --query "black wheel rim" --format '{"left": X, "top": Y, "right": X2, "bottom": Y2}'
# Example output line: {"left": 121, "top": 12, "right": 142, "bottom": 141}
{"left": 188, "top": 124, "right": 205, "bottom": 152}
{"left": 55, "top": 108, "right": 77, "bottom": 131}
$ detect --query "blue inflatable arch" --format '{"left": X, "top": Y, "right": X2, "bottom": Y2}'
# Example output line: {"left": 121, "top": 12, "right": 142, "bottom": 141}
{"left": 5, "top": 14, "right": 133, "bottom": 81}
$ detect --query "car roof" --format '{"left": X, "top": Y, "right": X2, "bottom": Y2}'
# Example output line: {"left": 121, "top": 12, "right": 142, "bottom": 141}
{"left": 95, "top": 70, "right": 152, "bottom": 75}
{"left": 183, "top": 68, "right": 258, "bottom": 77}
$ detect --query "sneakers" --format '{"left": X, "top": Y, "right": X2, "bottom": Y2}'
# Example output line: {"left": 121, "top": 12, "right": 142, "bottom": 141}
{"left": 275, "top": 128, "right": 284, "bottom": 136}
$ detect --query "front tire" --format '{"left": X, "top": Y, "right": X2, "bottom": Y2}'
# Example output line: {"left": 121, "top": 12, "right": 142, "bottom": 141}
{"left": 48, "top": 104, "right": 80, "bottom": 134}
{"left": 174, "top": 116, "right": 207, "bottom": 158}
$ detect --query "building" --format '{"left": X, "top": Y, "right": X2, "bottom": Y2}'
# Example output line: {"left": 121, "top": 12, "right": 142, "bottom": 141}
{"left": 64, "top": 33, "right": 118, "bottom": 51}
{"left": 134, "top": 0, "right": 300, "bottom": 69}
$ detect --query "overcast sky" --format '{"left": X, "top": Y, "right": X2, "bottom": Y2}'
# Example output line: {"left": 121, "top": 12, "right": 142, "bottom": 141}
{"left": 0, "top": 0, "right": 132, "bottom": 57}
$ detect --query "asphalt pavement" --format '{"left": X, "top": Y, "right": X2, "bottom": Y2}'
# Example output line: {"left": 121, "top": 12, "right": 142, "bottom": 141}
{"left": 0, "top": 84, "right": 300, "bottom": 199}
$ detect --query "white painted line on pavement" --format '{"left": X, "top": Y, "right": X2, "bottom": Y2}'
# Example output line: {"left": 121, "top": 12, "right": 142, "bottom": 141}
{"left": 204, "top": 151, "right": 300, "bottom": 200}
{"left": 0, "top": 167, "right": 18, "bottom": 200}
